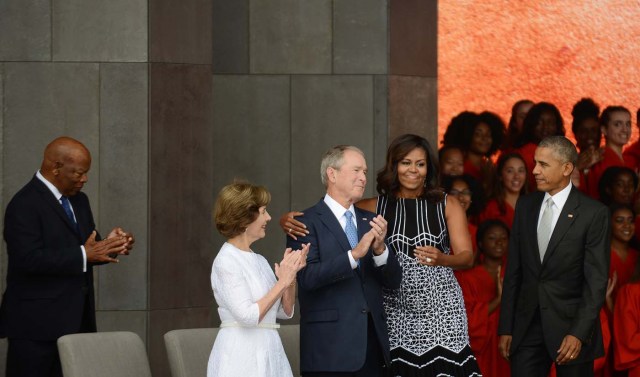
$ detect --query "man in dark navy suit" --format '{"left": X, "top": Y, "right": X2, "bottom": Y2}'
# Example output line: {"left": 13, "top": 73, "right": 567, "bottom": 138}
{"left": 0, "top": 137, "right": 134, "bottom": 377}
{"left": 498, "top": 136, "right": 610, "bottom": 377}
{"left": 287, "top": 145, "right": 402, "bottom": 377}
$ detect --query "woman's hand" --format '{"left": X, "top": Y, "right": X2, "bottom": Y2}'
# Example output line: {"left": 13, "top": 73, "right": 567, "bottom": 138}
{"left": 605, "top": 272, "right": 617, "bottom": 312}
{"left": 414, "top": 245, "right": 442, "bottom": 266}
{"left": 275, "top": 243, "right": 310, "bottom": 286}
{"left": 279, "top": 211, "right": 308, "bottom": 240}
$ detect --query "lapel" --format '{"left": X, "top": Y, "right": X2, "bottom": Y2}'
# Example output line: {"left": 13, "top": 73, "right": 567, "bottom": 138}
{"left": 315, "top": 200, "right": 353, "bottom": 253}
{"left": 32, "top": 177, "right": 81, "bottom": 239}
{"left": 541, "top": 187, "right": 579, "bottom": 266}
{"left": 527, "top": 192, "right": 546, "bottom": 269}
{"left": 355, "top": 207, "right": 372, "bottom": 242}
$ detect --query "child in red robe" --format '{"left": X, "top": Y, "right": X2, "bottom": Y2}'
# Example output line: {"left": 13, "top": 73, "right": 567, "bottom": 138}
{"left": 456, "top": 219, "right": 510, "bottom": 377}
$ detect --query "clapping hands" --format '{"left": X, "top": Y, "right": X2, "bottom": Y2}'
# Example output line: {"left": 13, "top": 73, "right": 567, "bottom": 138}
{"left": 275, "top": 243, "right": 310, "bottom": 287}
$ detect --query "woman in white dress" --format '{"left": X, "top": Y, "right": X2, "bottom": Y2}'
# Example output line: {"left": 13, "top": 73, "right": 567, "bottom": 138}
{"left": 208, "top": 182, "right": 310, "bottom": 377}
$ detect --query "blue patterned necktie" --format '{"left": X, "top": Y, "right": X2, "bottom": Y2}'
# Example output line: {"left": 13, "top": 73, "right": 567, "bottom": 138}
{"left": 60, "top": 196, "right": 78, "bottom": 230}
{"left": 344, "top": 211, "right": 358, "bottom": 249}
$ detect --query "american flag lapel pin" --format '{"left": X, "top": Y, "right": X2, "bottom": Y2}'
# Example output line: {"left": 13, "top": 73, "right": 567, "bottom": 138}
{"left": 362, "top": 217, "right": 368, "bottom": 221}
{"left": 568, "top": 214, "right": 574, "bottom": 218}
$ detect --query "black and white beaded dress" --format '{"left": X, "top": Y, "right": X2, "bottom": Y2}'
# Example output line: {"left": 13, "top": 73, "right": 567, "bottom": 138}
{"left": 377, "top": 195, "right": 481, "bottom": 377}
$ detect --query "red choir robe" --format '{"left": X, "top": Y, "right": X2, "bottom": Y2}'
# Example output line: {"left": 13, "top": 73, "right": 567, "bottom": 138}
{"left": 582, "top": 146, "right": 632, "bottom": 200}
{"left": 623, "top": 141, "right": 640, "bottom": 172}
{"left": 464, "top": 159, "right": 482, "bottom": 181}
{"left": 613, "top": 282, "right": 640, "bottom": 377}
{"left": 610, "top": 248, "right": 640, "bottom": 296}
{"left": 478, "top": 199, "right": 515, "bottom": 229}
{"left": 456, "top": 266, "right": 510, "bottom": 377}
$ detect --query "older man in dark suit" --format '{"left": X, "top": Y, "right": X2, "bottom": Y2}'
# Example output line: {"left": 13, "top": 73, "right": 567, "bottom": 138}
{"left": 0, "top": 137, "right": 134, "bottom": 377}
{"left": 498, "top": 136, "right": 610, "bottom": 377}
{"left": 287, "top": 145, "right": 402, "bottom": 377}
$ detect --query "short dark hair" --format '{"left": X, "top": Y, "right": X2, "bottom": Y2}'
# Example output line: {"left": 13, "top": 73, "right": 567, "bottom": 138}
{"left": 599, "top": 166, "right": 639, "bottom": 206}
{"left": 538, "top": 136, "right": 578, "bottom": 166}
{"left": 476, "top": 219, "right": 510, "bottom": 253}
{"left": 214, "top": 182, "right": 271, "bottom": 238}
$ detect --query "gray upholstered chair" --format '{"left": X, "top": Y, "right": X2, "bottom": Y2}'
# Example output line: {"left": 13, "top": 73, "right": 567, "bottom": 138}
{"left": 57, "top": 331, "right": 151, "bottom": 377}
{"left": 164, "top": 328, "right": 219, "bottom": 377}
{"left": 279, "top": 324, "right": 300, "bottom": 377}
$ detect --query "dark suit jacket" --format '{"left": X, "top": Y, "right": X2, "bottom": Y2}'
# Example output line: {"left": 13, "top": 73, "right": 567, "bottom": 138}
{"left": 0, "top": 176, "right": 99, "bottom": 341}
{"left": 286, "top": 199, "right": 402, "bottom": 374}
{"left": 498, "top": 186, "right": 610, "bottom": 362}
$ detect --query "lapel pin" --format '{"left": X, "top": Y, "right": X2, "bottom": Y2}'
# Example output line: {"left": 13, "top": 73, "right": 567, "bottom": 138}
{"left": 568, "top": 214, "right": 574, "bottom": 218}
{"left": 362, "top": 218, "right": 368, "bottom": 221}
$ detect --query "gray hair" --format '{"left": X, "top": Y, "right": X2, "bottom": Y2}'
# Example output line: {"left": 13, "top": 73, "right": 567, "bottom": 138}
{"left": 320, "top": 145, "right": 365, "bottom": 186}
{"left": 538, "top": 136, "right": 578, "bottom": 166}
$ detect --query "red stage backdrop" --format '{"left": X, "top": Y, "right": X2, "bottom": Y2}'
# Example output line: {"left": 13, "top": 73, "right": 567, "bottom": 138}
{"left": 438, "top": 0, "right": 640, "bottom": 145}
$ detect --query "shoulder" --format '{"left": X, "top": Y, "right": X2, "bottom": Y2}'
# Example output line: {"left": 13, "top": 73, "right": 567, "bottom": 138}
{"left": 355, "top": 202, "right": 376, "bottom": 218}
{"left": 572, "top": 188, "right": 606, "bottom": 211}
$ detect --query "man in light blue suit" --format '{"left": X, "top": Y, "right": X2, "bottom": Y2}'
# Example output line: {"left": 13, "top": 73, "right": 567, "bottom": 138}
{"left": 287, "top": 145, "right": 402, "bottom": 377}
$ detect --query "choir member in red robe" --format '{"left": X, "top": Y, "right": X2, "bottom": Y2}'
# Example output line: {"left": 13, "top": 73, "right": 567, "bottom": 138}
{"left": 501, "top": 99, "right": 533, "bottom": 152}
{"left": 441, "top": 174, "right": 484, "bottom": 258}
{"left": 439, "top": 145, "right": 464, "bottom": 177}
{"left": 479, "top": 153, "right": 528, "bottom": 229}
{"left": 622, "top": 108, "right": 640, "bottom": 171}
{"left": 443, "top": 111, "right": 504, "bottom": 191}
{"left": 509, "top": 102, "right": 565, "bottom": 191}
{"left": 456, "top": 219, "right": 510, "bottom": 377}
{"left": 613, "top": 259, "right": 640, "bottom": 377}
{"left": 582, "top": 106, "right": 633, "bottom": 199}
{"left": 570, "top": 98, "right": 604, "bottom": 190}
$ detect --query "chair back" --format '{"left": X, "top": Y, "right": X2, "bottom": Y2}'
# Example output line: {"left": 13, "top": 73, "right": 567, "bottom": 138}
{"left": 164, "top": 328, "right": 219, "bottom": 377}
{"left": 57, "top": 331, "right": 151, "bottom": 377}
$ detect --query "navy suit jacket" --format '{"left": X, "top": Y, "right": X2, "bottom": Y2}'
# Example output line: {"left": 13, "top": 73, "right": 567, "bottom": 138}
{"left": 0, "top": 176, "right": 99, "bottom": 341}
{"left": 498, "top": 187, "right": 610, "bottom": 362}
{"left": 287, "top": 199, "right": 402, "bottom": 373}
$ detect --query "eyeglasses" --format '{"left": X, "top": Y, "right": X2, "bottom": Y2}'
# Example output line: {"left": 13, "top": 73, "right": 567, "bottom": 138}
{"left": 449, "top": 189, "right": 472, "bottom": 197}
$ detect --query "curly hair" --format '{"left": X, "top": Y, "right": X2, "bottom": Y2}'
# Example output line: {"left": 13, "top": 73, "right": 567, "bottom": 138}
{"left": 214, "top": 182, "right": 271, "bottom": 238}
{"left": 376, "top": 134, "right": 443, "bottom": 202}
{"left": 443, "top": 111, "right": 504, "bottom": 157}
{"left": 571, "top": 98, "right": 600, "bottom": 135}
{"left": 516, "top": 102, "right": 565, "bottom": 147}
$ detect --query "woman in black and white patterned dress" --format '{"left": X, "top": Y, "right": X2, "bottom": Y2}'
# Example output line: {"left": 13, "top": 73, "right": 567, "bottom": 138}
{"left": 359, "top": 134, "right": 481, "bottom": 376}
{"left": 281, "top": 134, "right": 481, "bottom": 376}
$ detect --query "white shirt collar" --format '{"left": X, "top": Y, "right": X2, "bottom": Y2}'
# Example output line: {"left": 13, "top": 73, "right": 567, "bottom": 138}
{"left": 543, "top": 181, "right": 572, "bottom": 210}
{"left": 324, "top": 194, "right": 356, "bottom": 223}
{"left": 36, "top": 170, "right": 64, "bottom": 200}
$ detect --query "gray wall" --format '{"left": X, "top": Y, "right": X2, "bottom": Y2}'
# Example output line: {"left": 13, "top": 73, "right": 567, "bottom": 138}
{"left": 0, "top": 1, "right": 437, "bottom": 376}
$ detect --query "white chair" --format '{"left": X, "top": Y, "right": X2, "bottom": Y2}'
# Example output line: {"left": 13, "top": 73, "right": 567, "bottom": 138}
{"left": 57, "top": 331, "right": 151, "bottom": 377}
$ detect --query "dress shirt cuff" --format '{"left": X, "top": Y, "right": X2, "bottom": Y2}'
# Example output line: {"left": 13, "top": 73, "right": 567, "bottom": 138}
{"left": 372, "top": 247, "right": 389, "bottom": 266}
{"left": 347, "top": 250, "right": 358, "bottom": 269}
{"left": 81, "top": 245, "right": 87, "bottom": 272}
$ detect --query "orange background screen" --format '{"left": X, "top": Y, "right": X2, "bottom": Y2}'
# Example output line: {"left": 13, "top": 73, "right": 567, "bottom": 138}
{"left": 438, "top": 1, "right": 640, "bottom": 145}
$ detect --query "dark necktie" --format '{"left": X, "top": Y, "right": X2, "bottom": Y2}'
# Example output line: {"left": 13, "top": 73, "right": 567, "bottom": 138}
{"left": 60, "top": 196, "right": 78, "bottom": 230}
